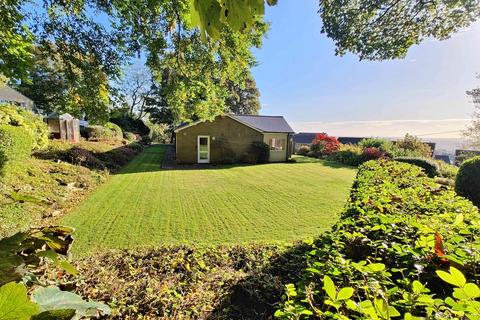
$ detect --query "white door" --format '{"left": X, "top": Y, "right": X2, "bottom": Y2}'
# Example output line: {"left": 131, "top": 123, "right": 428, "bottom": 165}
{"left": 197, "top": 136, "right": 210, "bottom": 163}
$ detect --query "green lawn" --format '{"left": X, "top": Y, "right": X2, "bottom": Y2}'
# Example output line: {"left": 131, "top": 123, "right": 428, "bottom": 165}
{"left": 62, "top": 145, "right": 356, "bottom": 255}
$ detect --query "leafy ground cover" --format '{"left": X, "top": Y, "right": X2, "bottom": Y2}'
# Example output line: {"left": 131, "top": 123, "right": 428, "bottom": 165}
{"left": 276, "top": 160, "right": 480, "bottom": 319}
{"left": 0, "top": 140, "right": 143, "bottom": 238}
{"left": 61, "top": 145, "right": 356, "bottom": 255}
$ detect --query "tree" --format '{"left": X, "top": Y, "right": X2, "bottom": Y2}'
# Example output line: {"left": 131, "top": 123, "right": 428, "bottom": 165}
{"left": 112, "top": 65, "right": 154, "bottom": 120}
{"left": 16, "top": 46, "right": 111, "bottom": 124}
{"left": 226, "top": 76, "right": 261, "bottom": 115}
{"left": 188, "top": 0, "right": 480, "bottom": 60}
{"left": 464, "top": 77, "right": 480, "bottom": 148}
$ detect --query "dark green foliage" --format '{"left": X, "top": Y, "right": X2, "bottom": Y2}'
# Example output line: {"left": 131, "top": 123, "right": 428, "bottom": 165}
{"left": 359, "top": 138, "right": 393, "bottom": 153}
{"left": 0, "top": 125, "right": 33, "bottom": 172}
{"left": 276, "top": 160, "right": 480, "bottom": 319}
{"left": 110, "top": 115, "right": 150, "bottom": 136}
{"left": 140, "top": 135, "right": 152, "bottom": 145}
{"left": 395, "top": 156, "right": 439, "bottom": 177}
{"left": 455, "top": 156, "right": 480, "bottom": 207}
{"left": 296, "top": 145, "right": 310, "bottom": 156}
{"left": 250, "top": 141, "right": 270, "bottom": 163}
{"left": 319, "top": 0, "right": 480, "bottom": 60}
{"left": 329, "top": 144, "right": 363, "bottom": 166}
{"left": 105, "top": 122, "right": 123, "bottom": 140}
{"left": 84, "top": 125, "right": 112, "bottom": 141}
{"left": 123, "top": 131, "right": 136, "bottom": 141}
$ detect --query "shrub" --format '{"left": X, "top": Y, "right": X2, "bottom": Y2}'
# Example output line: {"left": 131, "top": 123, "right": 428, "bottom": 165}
{"left": 105, "top": 122, "right": 123, "bottom": 140}
{"left": 310, "top": 133, "right": 340, "bottom": 157}
{"left": 361, "top": 146, "right": 384, "bottom": 161}
{"left": 306, "top": 150, "right": 316, "bottom": 158}
{"left": 393, "top": 133, "right": 432, "bottom": 157}
{"left": 276, "top": 160, "right": 480, "bottom": 319}
{"left": 123, "top": 131, "right": 137, "bottom": 141}
{"left": 147, "top": 122, "right": 171, "bottom": 143}
{"left": 109, "top": 115, "right": 150, "bottom": 136}
{"left": 296, "top": 145, "right": 310, "bottom": 156}
{"left": 394, "top": 156, "right": 439, "bottom": 177}
{"left": 140, "top": 135, "right": 152, "bottom": 145}
{"left": 84, "top": 125, "right": 111, "bottom": 141}
{"left": 249, "top": 141, "right": 270, "bottom": 164}
{"left": 455, "top": 156, "right": 480, "bottom": 207}
{"left": 0, "top": 125, "right": 33, "bottom": 172}
{"left": 0, "top": 103, "right": 49, "bottom": 149}
{"left": 436, "top": 160, "right": 458, "bottom": 179}
{"left": 330, "top": 144, "right": 363, "bottom": 166}
{"left": 359, "top": 137, "right": 394, "bottom": 153}
{"left": 127, "top": 142, "right": 144, "bottom": 153}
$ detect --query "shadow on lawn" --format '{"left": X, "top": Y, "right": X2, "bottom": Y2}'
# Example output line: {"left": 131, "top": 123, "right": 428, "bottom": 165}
{"left": 207, "top": 243, "right": 311, "bottom": 320}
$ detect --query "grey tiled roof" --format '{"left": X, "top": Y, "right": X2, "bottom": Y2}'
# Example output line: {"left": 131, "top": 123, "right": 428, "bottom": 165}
{"left": 293, "top": 133, "right": 318, "bottom": 144}
{"left": 231, "top": 115, "right": 294, "bottom": 133}
{"left": 0, "top": 86, "right": 33, "bottom": 106}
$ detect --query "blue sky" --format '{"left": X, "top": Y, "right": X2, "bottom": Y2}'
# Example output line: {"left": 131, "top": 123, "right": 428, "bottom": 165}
{"left": 252, "top": 0, "right": 480, "bottom": 137}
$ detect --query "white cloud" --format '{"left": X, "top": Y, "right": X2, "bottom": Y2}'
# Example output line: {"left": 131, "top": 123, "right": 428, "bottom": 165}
{"left": 291, "top": 118, "right": 471, "bottom": 138}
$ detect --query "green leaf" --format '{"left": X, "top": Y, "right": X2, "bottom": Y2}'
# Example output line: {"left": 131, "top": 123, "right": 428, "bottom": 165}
{"left": 436, "top": 267, "right": 466, "bottom": 287}
{"left": 31, "top": 309, "right": 76, "bottom": 320}
{"left": 366, "top": 263, "right": 385, "bottom": 272}
{"left": 454, "top": 213, "right": 464, "bottom": 225}
{"left": 32, "top": 286, "right": 111, "bottom": 319}
{"left": 337, "top": 287, "right": 354, "bottom": 300}
{"left": 323, "top": 275, "right": 336, "bottom": 300}
{"left": 36, "top": 251, "right": 78, "bottom": 276}
{"left": 0, "top": 282, "right": 40, "bottom": 320}
{"left": 189, "top": 0, "right": 223, "bottom": 40}
{"left": 463, "top": 283, "right": 480, "bottom": 299}
{"left": 0, "top": 255, "right": 25, "bottom": 286}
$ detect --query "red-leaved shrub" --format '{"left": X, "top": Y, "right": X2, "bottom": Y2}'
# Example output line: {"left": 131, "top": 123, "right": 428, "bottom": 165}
{"left": 310, "top": 133, "right": 340, "bottom": 157}
{"left": 362, "top": 147, "right": 384, "bottom": 161}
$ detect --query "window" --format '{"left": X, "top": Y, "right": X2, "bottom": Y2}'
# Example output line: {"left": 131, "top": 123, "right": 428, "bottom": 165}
{"left": 268, "top": 138, "right": 285, "bottom": 151}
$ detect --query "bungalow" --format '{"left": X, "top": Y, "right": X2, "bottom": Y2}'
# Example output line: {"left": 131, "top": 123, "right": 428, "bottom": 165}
{"left": 0, "top": 85, "right": 34, "bottom": 111}
{"left": 174, "top": 114, "right": 294, "bottom": 164}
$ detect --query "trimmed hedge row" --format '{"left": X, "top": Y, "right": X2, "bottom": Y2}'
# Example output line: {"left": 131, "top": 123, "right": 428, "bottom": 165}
{"left": 276, "top": 160, "right": 480, "bottom": 319}
{"left": 394, "top": 156, "right": 439, "bottom": 177}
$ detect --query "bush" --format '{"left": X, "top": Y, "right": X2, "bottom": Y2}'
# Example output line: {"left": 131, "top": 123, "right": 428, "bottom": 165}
{"left": 436, "top": 160, "right": 458, "bottom": 179}
{"left": 123, "top": 131, "right": 137, "bottom": 142}
{"left": 359, "top": 137, "right": 394, "bottom": 153}
{"left": 393, "top": 133, "right": 432, "bottom": 157}
{"left": 361, "top": 146, "right": 384, "bottom": 161}
{"left": 306, "top": 150, "right": 316, "bottom": 158}
{"left": 249, "top": 141, "right": 270, "bottom": 164}
{"left": 105, "top": 122, "right": 123, "bottom": 140}
{"left": 455, "top": 156, "right": 480, "bottom": 207}
{"left": 330, "top": 144, "right": 363, "bottom": 166}
{"left": 0, "top": 103, "right": 49, "bottom": 150}
{"left": 147, "top": 122, "right": 171, "bottom": 143}
{"left": 394, "top": 156, "right": 439, "bottom": 177}
{"left": 310, "top": 133, "right": 340, "bottom": 157}
{"left": 84, "top": 125, "right": 112, "bottom": 141}
{"left": 0, "top": 125, "right": 33, "bottom": 172}
{"left": 140, "top": 135, "right": 152, "bottom": 145}
{"left": 109, "top": 115, "right": 150, "bottom": 136}
{"left": 276, "top": 160, "right": 480, "bottom": 319}
{"left": 296, "top": 145, "right": 310, "bottom": 156}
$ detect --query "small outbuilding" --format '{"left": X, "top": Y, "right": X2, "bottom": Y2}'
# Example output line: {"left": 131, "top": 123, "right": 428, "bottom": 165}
{"left": 175, "top": 114, "right": 294, "bottom": 164}
{"left": 44, "top": 113, "right": 80, "bottom": 142}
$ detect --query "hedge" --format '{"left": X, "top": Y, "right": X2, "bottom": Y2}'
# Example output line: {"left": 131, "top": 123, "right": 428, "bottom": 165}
{"left": 0, "top": 125, "right": 33, "bottom": 171}
{"left": 394, "top": 156, "right": 439, "bottom": 177}
{"left": 105, "top": 122, "right": 123, "bottom": 140}
{"left": 0, "top": 103, "right": 49, "bottom": 150}
{"left": 455, "top": 156, "right": 480, "bottom": 207}
{"left": 276, "top": 160, "right": 480, "bottom": 319}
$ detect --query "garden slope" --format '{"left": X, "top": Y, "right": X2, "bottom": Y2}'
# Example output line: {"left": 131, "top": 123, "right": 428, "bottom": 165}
{"left": 62, "top": 145, "right": 356, "bottom": 254}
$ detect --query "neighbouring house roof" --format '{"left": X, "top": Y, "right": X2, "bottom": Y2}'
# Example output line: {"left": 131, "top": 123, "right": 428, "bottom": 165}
{"left": 434, "top": 155, "right": 451, "bottom": 164}
{"left": 0, "top": 85, "right": 33, "bottom": 109}
{"left": 175, "top": 114, "right": 294, "bottom": 133}
{"left": 293, "top": 133, "right": 318, "bottom": 144}
{"left": 230, "top": 115, "right": 294, "bottom": 133}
